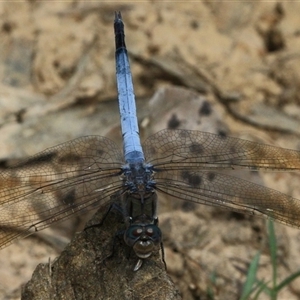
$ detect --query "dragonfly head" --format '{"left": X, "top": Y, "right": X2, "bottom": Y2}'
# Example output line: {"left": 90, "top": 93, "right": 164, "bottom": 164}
{"left": 124, "top": 223, "right": 162, "bottom": 259}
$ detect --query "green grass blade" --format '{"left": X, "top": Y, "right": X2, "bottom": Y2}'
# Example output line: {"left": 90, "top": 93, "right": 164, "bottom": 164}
{"left": 275, "top": 269, "right": 300, "bottom": 293}
{"left": 268, "top": 219, "right": 277, "bottom": 288}
{"left": 240, "top": 252, "right": 261, "bottom": 300}
{"left": 253, "top": 279, "right": 270, "bottom": 300}
{"left": 268, "top": 219, "right": 278, "bottom": 300}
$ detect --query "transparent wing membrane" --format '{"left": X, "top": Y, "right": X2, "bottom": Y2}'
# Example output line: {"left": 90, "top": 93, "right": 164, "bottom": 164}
{"left": 143, "top": 129, "right": 300, "bottom": 171}
{"left": 154, "top": 168, "right": 300, "bottom": 227}
{"left": 0, "top": 136, "right": 124, "bottom": 248}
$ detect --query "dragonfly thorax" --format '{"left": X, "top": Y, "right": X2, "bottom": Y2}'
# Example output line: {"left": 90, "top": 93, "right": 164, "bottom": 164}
{"left": 122, "top": 162, "right": 155, "bottom": 194}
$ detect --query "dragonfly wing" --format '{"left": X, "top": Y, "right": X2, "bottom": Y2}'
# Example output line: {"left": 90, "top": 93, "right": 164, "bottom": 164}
{"left": 155, "top": 169, "right": 300, "bottom": 228}
{"left": 143, "top": 129, "right": 300, "bottom": 171}
{"left": 0, "top": 136, "right": 124, "bottom": 249}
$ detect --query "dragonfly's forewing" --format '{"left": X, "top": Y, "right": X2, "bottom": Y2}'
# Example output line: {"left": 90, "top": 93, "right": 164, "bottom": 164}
{"left": 143, "top": 129, "right": 300, "bottom": 227}
{"left": 0, "top": 136, "right": 124, "bottom": 249}
{"left": 143, "top": 129, "right": 300, "bottom": 171}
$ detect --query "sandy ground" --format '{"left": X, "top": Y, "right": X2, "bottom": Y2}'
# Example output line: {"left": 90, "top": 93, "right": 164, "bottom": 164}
{"left": 0, "top": 1, "right": 300, "bottom": 299}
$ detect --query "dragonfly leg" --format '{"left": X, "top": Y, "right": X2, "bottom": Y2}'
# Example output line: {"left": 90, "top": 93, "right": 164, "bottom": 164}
{"left": 160, "top": 241, "right": 167, "bottom": 271}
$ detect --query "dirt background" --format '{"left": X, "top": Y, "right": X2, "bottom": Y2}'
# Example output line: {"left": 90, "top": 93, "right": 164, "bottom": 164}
{"left": 1, "top": 1, "right": 300, "bottom": 299}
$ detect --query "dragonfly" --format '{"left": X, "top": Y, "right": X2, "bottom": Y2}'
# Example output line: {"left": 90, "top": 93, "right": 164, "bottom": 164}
{"left": 1, "top": 11, "right": 300, "bottom": 272}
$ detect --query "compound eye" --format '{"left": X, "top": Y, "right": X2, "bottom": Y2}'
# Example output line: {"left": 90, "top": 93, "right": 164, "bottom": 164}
{"left": 124, "top": 226, "right": 144, "bottom": 247}
{"left": 127, "top": 226, "right": 143, "bottom": 239}
{"left": 146, "top": 227, "right": 154, "bottom": 236}
{"left": 145, "top": 225, "right": 162, "bottom": 243}
{"left": 132, "top": 227, "right": 143, "bottom": 237}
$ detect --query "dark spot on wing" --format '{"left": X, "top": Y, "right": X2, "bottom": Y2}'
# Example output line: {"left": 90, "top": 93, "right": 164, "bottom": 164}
{"left": 19, "top": 152, "right": 57, "bottom": 167}
{"left": 199, "top": 101, "right": 212, "bottom": 116}
{"left": 189, "top": 143, "right": 204, "bottom": 154}
{"left": 207, "top": 172, "right": 216, "bottom": 181}
{"left": 211, "top": 154, "right": 219, "bottom": 162}
{"left": 181, "top": 171, "right": 190, "bottom": 180}
{"left": 229, "top": 158, "right": 238, "bottom": 166}
{"left": 167, "top": 114, "right": 181, "bottom": 129}
{"left": 58, "top": 153, "right": 82, "bottom": 164}
{"left": 229, "top": 146, "right": 237, "bottom": 154}
{"left": 228, "top": 147, "right": 240, "bottom": 165}
{"left": 181, "top": 171, "right": 202, "bottom": 187}
{"left": 61, "top": 189, "right": 76, "bottom": 207}
{"left": 146, "top": 146, "right": 157, "bottom": 158}
{"left": 97, "top": 149, "right": 104, "bottom": 156}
